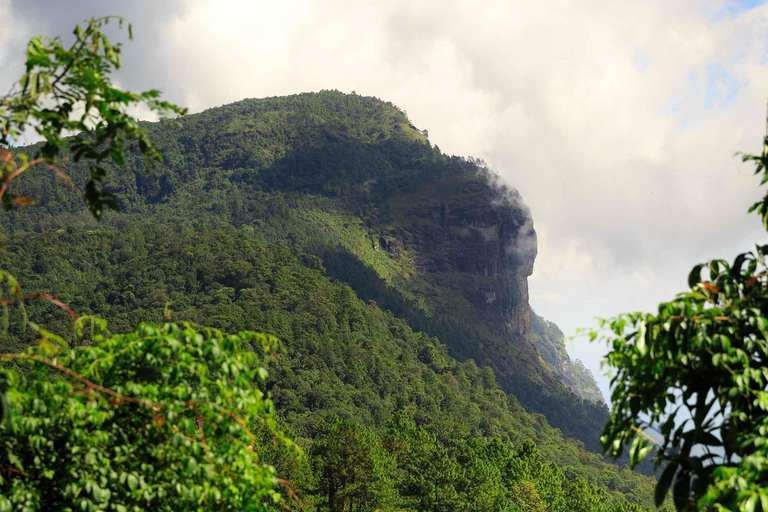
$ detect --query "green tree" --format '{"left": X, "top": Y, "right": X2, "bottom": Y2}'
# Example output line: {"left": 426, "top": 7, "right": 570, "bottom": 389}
{"left": 605, "top": 501, "right": 647, "bottom": 512}
{"left": 562, "top": 477, "right": 608, "bottom": 512}
{"left": 507, "top": 440, "right": 565, "bottom": 512}
{"left": 593, "top": 119, "right": 768, "bottom": 511}
{"left": 511, "top": 481, "right": 546, "bottom": 512}
{"left": 0, "top": 322, "right": 286, "bottom": 511}
{"left": 383, "top": 411, "right": 461, "bottom": 512}
{"left": 312, "top": 414, "right": 397, "bottom": 512}
{"left": 0, "top": 17, "right": 295, "bottom": 512}
{"left": 0, "top": 16, "right": 185, "bottom": 218}
{"left": 0, "top": 14, "right": 184, "bottom": 425}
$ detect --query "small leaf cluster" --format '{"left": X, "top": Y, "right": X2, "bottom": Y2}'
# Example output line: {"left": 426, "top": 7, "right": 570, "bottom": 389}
{"left": 0, "top": 322, "right": 285, "bottom": 511}
{"left": 743, "top": 134, "right": 768, "bottom": 231}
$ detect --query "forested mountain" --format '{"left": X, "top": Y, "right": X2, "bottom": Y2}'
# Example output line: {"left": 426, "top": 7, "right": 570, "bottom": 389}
{"left": 2, "top": 91, "right": 654, "bottom": 510}
{"left": 3, "top": 91, "right": 603, "bottom": 430}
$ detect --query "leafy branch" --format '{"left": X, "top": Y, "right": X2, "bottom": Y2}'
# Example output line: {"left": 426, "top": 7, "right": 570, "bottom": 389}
{"left": 0, "top": 16, "right": 186, "bottom": 218}
{"left": 591, "top": 114, "right": 768, "bottom": 512}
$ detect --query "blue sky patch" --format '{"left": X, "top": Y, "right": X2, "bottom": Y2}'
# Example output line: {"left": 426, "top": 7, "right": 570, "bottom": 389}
{"left": 704, "top": 62, "right": 744, "bottom": 109}
{"left": 714, "top": 0, "right": 766, "bottom": 20}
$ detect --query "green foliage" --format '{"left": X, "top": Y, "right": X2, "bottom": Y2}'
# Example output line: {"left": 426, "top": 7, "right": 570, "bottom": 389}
{"left": 597, "top": 248, "right": 768, "bottom": 512}
{"left": 594, "top": 129, "right": 768, "bottom": 511}
{"left": 742, "top": 134, "right": 768, "bottom": 230}
{"left": 0, "top": 222, "right": 660, "bottom": 510}
{"left": 0, "top": 16, "right": 185, "bottom": 218}
{"left": 0, "top": 18, "right": 299, "bottom": 512}
{"left": 380, "top": 412, "right": 620, "bottom": 512}
{"left": 384, "top": 410, "right": 463, "bottom": 511}
{"left": 312, "top": 415, "right": 397, "bottom": 512}
{"left": 0, "top": 322, "right": 284, "bottom": 511}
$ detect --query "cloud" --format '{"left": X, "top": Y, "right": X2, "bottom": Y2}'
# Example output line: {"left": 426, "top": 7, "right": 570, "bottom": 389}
{"left": 8, "top": 0, "right": 768, "bottom": 402}
{"left": 532, "top": 292, "right": 559, "bottom": 301}
{"left": 0, "top": 0, "right": 30, "bottom": 91}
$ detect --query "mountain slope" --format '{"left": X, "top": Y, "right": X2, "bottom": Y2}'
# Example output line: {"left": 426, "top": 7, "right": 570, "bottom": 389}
{"left": 5, "top": 91, "right": 603, "bottom": 448}
{"left": 531, "top": 312, "right": 604, "bottom": 404}
{"left": 0, "top": 222, "right": 657, "bottom": 508}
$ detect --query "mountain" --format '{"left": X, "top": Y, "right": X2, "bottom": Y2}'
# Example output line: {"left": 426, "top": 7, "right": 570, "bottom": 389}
{"left": 0, "top": 222, "right": 656, "bottom": 509}
{"left": 4, "top": 91, "right": 605, "bottom": 441}
{"left": 1, "top": 91, "right": 654, "bottom": 509}
{"left": 531, "top": 312, "right": 604, "bottom": 404}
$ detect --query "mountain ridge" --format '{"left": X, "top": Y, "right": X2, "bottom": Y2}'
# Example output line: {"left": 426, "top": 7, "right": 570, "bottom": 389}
{"left": 4, "top": 90, "right": 606, "bottom": 444}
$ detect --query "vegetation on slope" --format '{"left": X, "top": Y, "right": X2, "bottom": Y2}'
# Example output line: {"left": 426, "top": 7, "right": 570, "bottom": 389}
{"left": 2, "top": 91, "right": 609, "bottom": 449}
{"left": 1, "top": 222, "right": 660, "bottom": 510}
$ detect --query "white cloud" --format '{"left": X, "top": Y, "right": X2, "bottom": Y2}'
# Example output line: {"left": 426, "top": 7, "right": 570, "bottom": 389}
{"left": 0, "top": 0, "right": 32, "bottom": 93}
{"left": 11, "top": 0, "right": 768, "bottom": 401}
{"left": 135, "top": 0, "right": 768, "bottom": 399}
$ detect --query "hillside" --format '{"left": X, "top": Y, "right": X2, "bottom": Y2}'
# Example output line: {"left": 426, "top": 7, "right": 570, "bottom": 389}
{"left": 0, "top": 91, "right": 655, "bottom": 508}
{"left": 1, "top": 222, "right": 655, "bottom": 510}
{"left": 3, "top": 91, "right": 605, "bottom": 439}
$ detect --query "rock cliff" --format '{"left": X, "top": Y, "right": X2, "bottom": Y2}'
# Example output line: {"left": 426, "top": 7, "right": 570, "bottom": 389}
{"left": 355, "top": 157, "right": 609, "bottom": 449}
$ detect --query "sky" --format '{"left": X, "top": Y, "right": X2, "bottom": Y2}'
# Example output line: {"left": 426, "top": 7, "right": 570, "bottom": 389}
{"left": 2, "top": 0, "right": 768, "bottom": 402}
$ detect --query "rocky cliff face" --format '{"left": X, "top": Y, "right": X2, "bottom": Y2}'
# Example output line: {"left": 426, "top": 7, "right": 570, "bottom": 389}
{"left": 381, "top": 170, "right": 544, "bottom": 371}
{"left": 374, "top": 162, "right": 608, "bottom": 445}
{"left": 530, "top": 312, "right": 605, "bottom": 404}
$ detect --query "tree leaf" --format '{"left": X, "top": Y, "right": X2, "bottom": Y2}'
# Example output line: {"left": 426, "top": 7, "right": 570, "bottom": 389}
{"left": 731, "top": 253, "right": 748, "bottom": 277}
{"left": 688, "top": 264, "right": 704, "bottom": 289}
{"left": 673, "top": 472, "right": 690, "bottom": 511}
{"left": 655, "top": 462, "right": 677, "bottom": 507}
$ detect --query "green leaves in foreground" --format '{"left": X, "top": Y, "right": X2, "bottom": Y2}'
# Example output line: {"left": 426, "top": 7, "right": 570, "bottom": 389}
{"left": 0, "top": 322, "right": 290, "bottom": 511}
{"left": 591, "top": 123, "right": 768, "bottom": 512}
{"left": 594, "top": 247, "right": 768, "bottom": 512}
{"left": 0, "top": 16, "right": 186, "bottom": 218}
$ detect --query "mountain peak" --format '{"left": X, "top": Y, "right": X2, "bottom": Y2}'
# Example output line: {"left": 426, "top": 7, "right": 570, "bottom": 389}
{"left": 174, "top": 90, "right": 428, "bottom": 150}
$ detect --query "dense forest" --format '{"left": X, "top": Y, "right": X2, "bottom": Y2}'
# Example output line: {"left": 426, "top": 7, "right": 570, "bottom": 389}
{"left": 2, "top": 91, "right": 606, "bottom": 442}
{"left": 1, "top": 91, "right": 662, "bottom": 510}
{"left": 1, "top": 222, "right": 658, "bottom": 511}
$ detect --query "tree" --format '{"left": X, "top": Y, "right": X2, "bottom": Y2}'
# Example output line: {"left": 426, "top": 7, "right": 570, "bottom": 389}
{"left": 0, "top": 322, "right": 287, "bottom": 511}
{"left": 383, "top": 411, "right": 461, "bottom": 512}
{"left": 0, "top": 18, "right": 293, "bottom": 512}
{"left": 511, "top": 480, "right": 547, "bottom": 512}
{"left": 593, "top": 119, "right": 768, "bottom": 512}
{"left": 0, "top": 14, "right": 185, "bottom": 431}
{"left": 312, "top": 414, "right": 397, "bottom": 512}
{"left": 561, "top": 477, "right": 608, "bottom": 512}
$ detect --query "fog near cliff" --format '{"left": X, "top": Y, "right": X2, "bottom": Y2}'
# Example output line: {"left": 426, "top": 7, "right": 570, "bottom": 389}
{"left": 3, "top": 0, "right": 768, "bottom": 402}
